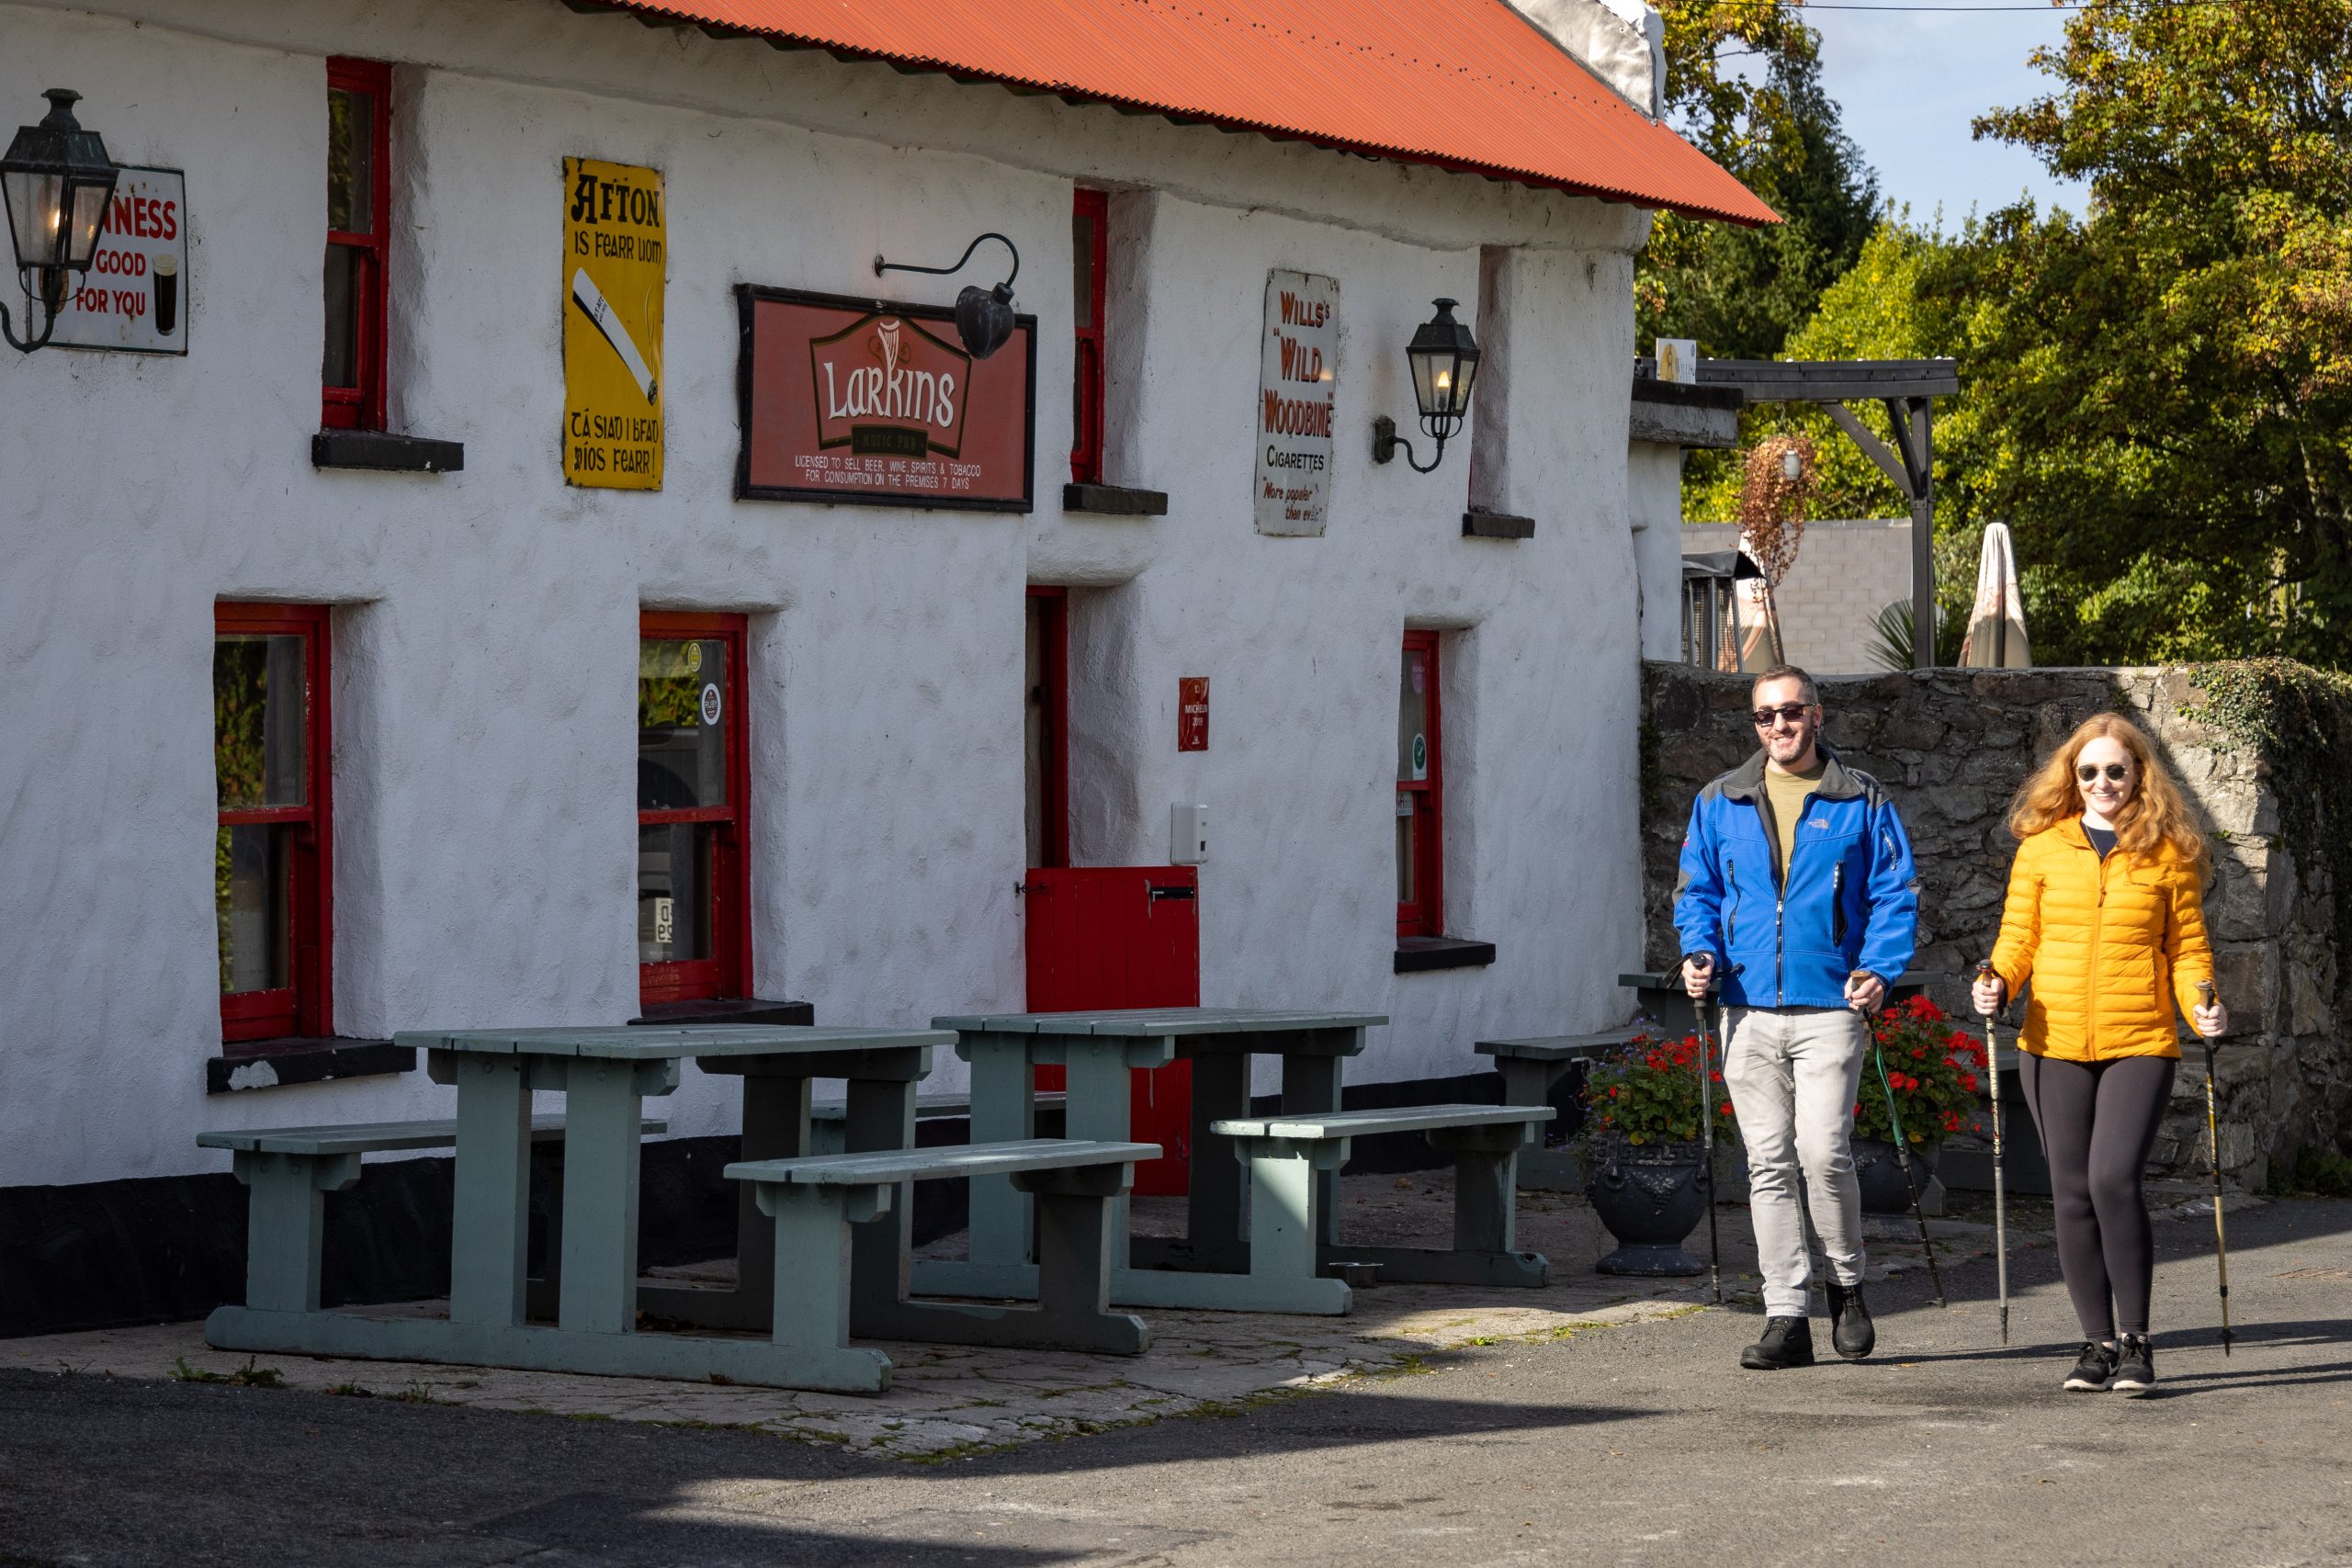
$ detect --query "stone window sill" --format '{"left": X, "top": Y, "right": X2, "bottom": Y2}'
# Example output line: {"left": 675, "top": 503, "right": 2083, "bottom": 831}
{"left": 312, "top": 430, "right": 465, "bottom": 474}
{"left": 630, "top": 998, "right": 816, "bottom": 1028}
{"left": 207, "top": 1037, "right": 414, "bottom": 1095}
{"left": 1062, "top": 481, "right": 1168, "bottom": 517}
{"left": 1394, "top": 936, "right": 1498, "bottom": 974}
{"left": 1463, "top": 508, "right": 1534, "bottom": 540}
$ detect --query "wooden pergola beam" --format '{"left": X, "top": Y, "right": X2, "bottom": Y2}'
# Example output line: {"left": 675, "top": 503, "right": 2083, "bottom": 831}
{"left": 1690, "top": 358, "right": 1959, "bottom": 671}
{"left": 1696, "top": 358, "right": 1959, "bottom": 403}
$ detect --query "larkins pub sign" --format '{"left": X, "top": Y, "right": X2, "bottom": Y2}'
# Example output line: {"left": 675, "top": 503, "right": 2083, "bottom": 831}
{"left": 735, "top": 285, "right": 1036, "bottom": 511}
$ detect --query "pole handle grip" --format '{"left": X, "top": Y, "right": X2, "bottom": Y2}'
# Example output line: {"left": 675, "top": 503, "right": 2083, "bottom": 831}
{"left": 1973, "top": 959, "right": 2006, "bottom": 1021}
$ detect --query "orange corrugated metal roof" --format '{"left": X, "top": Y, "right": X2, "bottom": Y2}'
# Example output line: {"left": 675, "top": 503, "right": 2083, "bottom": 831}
{"left": 581, "top": 0, "right": 1776, "bottom": 225}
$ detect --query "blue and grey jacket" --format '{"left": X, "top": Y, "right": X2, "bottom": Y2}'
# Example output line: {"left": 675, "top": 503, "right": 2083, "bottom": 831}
{"left": 1672, "top": 744, "right": 1919, "bottom": 1010}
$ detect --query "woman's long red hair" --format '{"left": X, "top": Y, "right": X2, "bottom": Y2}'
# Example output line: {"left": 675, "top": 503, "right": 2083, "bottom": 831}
{"left": 2008, "top": 713, "right": 2209, "bottom": 876}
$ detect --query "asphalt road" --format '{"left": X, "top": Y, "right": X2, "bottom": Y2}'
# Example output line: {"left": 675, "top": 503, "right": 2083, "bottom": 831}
{"left": 6, "top": 1197, "right": 2348, "bottom": 1568}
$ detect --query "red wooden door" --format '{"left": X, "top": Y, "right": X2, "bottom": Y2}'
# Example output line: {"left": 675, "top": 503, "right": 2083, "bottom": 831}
{"left": 1023, "top": 865, "right": 1199, "bottom": 1194}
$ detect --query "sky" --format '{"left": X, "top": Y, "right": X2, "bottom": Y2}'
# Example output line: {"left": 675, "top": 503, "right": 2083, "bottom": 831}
{"left": 1803, "top": 1, "right": 2091, "bottom": 226}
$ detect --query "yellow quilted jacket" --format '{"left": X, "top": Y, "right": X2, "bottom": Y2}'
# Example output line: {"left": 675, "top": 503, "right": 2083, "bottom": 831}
{"left": 1989, "top": 818, "right": 2215, "bottom": 1062}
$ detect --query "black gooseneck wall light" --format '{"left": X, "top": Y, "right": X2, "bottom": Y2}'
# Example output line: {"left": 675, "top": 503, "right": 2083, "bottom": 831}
{"left": 873, "top": 231, "right": 1021, "bottom": 359}
{"left": 1372, "top": 298, "right": 1483, "bottom": 474}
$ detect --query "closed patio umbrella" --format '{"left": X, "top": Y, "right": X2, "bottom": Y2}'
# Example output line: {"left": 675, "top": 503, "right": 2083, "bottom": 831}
{"left": 1960, "top": 522, "right": 2030, "bottom": 668}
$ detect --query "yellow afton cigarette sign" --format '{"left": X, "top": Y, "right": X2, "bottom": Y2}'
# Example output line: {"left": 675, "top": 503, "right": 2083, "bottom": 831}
{"left": 563, "top": 156, "right": 664, "bottom": 489}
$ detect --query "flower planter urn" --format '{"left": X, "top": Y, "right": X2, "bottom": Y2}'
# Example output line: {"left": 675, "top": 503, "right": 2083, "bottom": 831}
{"left": 1580, "top": 1134, "right": 1708, "bottom": 1277}
{"left": 1852, "top": 1136, "right": 1944, "bottom": 1216}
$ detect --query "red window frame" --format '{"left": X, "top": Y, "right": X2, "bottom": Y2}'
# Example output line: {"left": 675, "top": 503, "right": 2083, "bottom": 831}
{"left": 1026, "top": 586, "right": 1070, "bottom": 870}
{"left": 1069, "top": 188, "right": 1109, "bottom": 485}
{"left": 216, "top": 603, "right": 334, "bottom": 1044}
{"left": 322, "top": 56, "right": 391, "bottom": 432}
{"left": 638, "top": 612, "right": 752, "bottom": 1007}
{"left": 1397, "top": 631, "right": 1444, "bottom": 939}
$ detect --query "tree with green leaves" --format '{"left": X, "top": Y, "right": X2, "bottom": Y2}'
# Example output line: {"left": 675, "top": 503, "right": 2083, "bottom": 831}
{"left": 1686, "top": 0, "right": 2351, "bottom": 671}
{"left": 1949, "top": 0, "right": 2352, "bottom": 666}
{"left": 1638, "top": 3, "right": 1882, "bottom": 362}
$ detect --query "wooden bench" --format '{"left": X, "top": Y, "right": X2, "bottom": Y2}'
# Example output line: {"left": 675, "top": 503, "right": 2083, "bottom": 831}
{"left": 198, "top": 1116, "right": 662, "bottom": 1319}
{"left": 1207, "top": 1104, "right": 1556, "bottom": 1300}
{"left": 1477, "top": 1030, "right": 1657, "bottom": 1192}
{"left": 1476, "top": 1029, "right": 1647, "bottom": 1118}
{"left": 725, "top": 1138, "right": 1159, "bottom": 1371}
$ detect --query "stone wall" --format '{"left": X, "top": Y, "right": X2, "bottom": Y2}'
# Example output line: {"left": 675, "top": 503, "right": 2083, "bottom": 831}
{"left": 1639, "top": 661, "right": 2350, "bottom": 1189}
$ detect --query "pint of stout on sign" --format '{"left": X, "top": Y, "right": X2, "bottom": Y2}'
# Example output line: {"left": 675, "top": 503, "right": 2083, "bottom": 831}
{"left": 49, "top": 166, "right": 188, "bottom": 355}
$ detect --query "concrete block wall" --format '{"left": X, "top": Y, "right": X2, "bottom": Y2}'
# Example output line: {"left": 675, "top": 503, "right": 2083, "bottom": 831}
{"left": 1682, "top": 519, "right": 1911, "bottom": 674}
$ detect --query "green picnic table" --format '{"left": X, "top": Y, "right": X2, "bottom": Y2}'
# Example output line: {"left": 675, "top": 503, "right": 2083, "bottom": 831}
{"left": 202, "top": 1023, "right": 1151, "bottom": 1392}
{"left": 919, "top": 1008, "right": 1387, "bottom": 1312}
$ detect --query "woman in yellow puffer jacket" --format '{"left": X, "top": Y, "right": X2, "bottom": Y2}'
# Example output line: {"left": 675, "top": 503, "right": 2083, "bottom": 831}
{"left": 1973, "top": 714, "right": 2226, "bottom": 1398}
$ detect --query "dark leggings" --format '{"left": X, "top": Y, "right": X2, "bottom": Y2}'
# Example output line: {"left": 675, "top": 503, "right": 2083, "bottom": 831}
{"left": 2018, "top": 1053, "right": 2177, "bottom": 1338}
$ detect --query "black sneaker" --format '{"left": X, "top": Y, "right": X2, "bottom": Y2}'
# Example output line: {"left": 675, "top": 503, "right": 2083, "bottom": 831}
{"left": 2064, "top": 1341, "right": 2116, "bottom": 1392}
{"left": 1741, "top": 1316, "right": 1816, "bottom": 1371}
{"left": 2111, "top": 1334, "right": 2156, "bottom": 1396}
{"left": 1823, "top": 1280, "right": 1876, "bottom": 1359}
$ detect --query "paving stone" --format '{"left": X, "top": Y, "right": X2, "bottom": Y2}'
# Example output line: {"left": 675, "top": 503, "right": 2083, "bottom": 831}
{"left": 11, "top": 1171, "right": 2026, "bottom": 1459}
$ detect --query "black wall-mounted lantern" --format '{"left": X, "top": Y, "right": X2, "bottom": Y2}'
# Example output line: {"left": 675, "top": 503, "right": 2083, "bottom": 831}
{"left": 873, "top": 231, "right": 1020, "bottom": 359}
{"left": 1372, "top": 298, "right": 1482, "bottom": 474}
{"left": 1, "top": 89, "right": 120, "bottom": 354}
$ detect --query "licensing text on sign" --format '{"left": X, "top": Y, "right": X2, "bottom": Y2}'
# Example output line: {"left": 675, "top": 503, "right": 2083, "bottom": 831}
{"left": 1254, "top": 269, "right": 1339, "bottom": 537}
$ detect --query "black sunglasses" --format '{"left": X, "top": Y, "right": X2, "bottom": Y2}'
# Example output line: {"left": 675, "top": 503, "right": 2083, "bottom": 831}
{"left": 1752, "top": 703, "right": 1813, "bottom": 728}
{"left": 2075, "top": 762, "right": 2132, "bottom": 783}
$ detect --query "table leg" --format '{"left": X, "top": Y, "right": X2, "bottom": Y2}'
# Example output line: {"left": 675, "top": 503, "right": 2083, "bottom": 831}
{"left": 733, "top": 1074, "right": 810, "bottom": 1324}
{"left": 846, "top": 1076, "right": 918, "bottom": 1329}
{"left": 1496, "top": 1058, "right": 1566, "bottom": 1125}
{"left": 1158, "top": 1051, "right": 1249, "bottom": 1272}
{"left": 558, "top": 1057, "right": 644, "bottom": 1336}
{"left": 964, "top": 1038, "right": 1036, "bottom": 1269}
{"left": 1062, "top": 1043, "right": 1136, "bottom": 1271}
{"left": 1281, "top": 1054, "right": 1346, "bottom": 1247}
{"left": 449, "top": 1055, "right": 532, "bottom": 1328}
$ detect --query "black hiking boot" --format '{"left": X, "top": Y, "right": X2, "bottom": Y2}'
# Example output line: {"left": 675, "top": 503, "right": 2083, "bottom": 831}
{"left": 2064, "top": 1340, "right": 2116, "bottom": 1392}
{"left": 2111, "top": 1334, "right": 2157, "bottom": 1396}
{"left": 1823, "top": 1280, "right": 1876, "bottom": 1359}
{"left": 1740, "top": 1315, "right": 1816, "bottom": 1371}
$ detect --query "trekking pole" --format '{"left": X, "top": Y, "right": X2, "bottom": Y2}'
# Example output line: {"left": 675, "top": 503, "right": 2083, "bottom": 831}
{"left": 1861, "top": 973, "right": 1948, "bottom": 1308}
{"left": 2198, "top": 978, "right": 2233, "bottom": 1357}
{"left": 1975, "top": 960, "right": 2009, "bottom": 1347}
{"left": 1692, "top": 976, "right": 1724, "bottom": 1304}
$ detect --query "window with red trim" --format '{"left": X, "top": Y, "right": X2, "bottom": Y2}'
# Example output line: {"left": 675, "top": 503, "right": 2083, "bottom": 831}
{"left": 1069, "top": 189, "right": 1108, "bottom": 485}
{"left": 215, "top": 604, "right": 334, "bottom": 1043}
{"left": 1396, "top": 632, "right": 1444, "bottom": 939}
{"left": 322, "top": 57, "right": 390, "bottom": 431}
{"left": 639, "top": 614, "right": 751, "bottom": 1006}
{"left": 1024, "top": 587, "right": 1069, "bottom": 869}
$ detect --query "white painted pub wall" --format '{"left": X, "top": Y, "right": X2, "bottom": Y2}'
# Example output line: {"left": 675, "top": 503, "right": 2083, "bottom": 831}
{"left": 0, "top": 0, "right": 1657, "bottom": 1187}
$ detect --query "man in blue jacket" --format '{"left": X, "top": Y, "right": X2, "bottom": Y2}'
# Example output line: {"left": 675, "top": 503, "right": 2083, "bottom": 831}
{"left": 1675, "top": 664, "right": 1918, "bottom": 1370}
